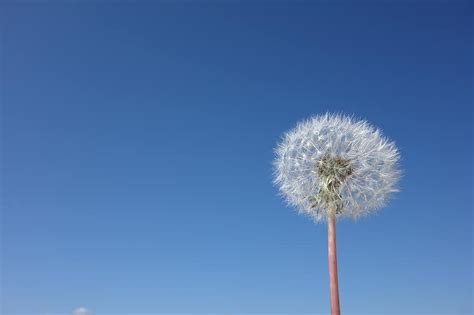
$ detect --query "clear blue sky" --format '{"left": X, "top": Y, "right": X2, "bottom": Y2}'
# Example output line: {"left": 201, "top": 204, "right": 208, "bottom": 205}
{"left": 1, "top": 1, "right": 472, "bottom": 314}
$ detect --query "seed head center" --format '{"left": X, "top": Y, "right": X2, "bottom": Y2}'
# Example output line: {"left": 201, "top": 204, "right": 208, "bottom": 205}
{"left": 313, "top": 154, "right": 353, "bottom": 213}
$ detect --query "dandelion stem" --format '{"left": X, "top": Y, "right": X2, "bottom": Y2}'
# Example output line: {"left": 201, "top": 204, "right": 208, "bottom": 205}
{"left": 327, "top": 208, "right": 341, "bottom": 315}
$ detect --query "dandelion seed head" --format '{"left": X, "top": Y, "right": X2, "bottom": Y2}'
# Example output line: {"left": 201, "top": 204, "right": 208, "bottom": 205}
{"left": 273, "top": 113, "right": 400, "bottom": 221}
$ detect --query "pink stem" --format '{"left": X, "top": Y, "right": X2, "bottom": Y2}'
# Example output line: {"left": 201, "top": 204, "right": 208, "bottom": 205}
{"left": 327, "top": 209, "right": 341, "bottom": 315}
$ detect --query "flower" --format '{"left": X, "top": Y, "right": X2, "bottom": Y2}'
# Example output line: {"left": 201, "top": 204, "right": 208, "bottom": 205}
{"left": 273, "top": 113, "right": 400, "bottom": 221}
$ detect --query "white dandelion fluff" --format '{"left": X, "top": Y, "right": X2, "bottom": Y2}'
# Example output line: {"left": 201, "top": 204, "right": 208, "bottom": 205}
{"left": 274, "top": 113, "right": 400, "bottom": 221}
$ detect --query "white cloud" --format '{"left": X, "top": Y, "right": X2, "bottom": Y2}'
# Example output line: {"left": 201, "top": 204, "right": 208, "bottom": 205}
{"left": 73, "top": 307, "right": 91, "bottom": 315}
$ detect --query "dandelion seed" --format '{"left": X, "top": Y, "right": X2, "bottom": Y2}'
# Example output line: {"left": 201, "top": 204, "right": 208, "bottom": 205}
{"left": 274, "top": 113, "right": 400, "bottom": 221}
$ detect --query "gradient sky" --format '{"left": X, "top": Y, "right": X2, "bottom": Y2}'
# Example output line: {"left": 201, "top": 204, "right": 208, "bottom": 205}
{"left": 1, "top": 1, "right": 472, "bottom": 314}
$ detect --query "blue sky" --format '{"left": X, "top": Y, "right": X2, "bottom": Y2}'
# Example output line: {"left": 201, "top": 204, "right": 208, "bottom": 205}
{"left": 1, "top": 1, "right": 472, "bottom": 314}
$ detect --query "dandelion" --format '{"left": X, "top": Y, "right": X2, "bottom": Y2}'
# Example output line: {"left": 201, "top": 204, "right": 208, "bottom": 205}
{"left": 273, "top": 113, "right": 400, "bottom": 315}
